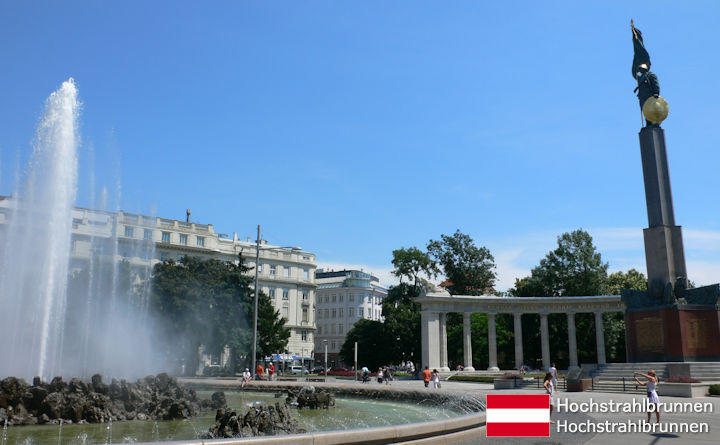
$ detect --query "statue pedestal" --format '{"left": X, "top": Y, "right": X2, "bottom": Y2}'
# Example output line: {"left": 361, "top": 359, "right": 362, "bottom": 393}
{"left": 624, "top": 285, "right": 720, "bottom": 362}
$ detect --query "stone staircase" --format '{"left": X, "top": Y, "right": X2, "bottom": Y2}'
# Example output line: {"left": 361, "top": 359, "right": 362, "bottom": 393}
{"left": 590, "top": 362, "right": 720, "bottom": 382}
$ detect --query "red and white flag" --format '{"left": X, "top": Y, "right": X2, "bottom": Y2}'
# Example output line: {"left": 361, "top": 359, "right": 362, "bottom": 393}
{"left": 486, "top": 394, "right": 550, "bottom": 437}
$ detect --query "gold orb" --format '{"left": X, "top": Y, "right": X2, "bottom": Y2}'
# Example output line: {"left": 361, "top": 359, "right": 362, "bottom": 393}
{"left": 642, "top": 96, "right": 669, "bottom": 124}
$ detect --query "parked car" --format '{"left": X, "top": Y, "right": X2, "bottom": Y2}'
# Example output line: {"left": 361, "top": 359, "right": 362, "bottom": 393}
{"left": 289, "top": 366, "right": 308, "bottom": 375}
{"left": 311, "top": 366, "right": 326, "bottom": 374}
{"left": 327, "top": 367, "right": 354, "bottom": 377}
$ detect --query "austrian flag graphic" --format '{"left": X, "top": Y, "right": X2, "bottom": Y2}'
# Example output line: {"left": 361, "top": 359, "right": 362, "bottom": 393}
{"left": 486, "top": 394, "right": 550, "bottom": 437}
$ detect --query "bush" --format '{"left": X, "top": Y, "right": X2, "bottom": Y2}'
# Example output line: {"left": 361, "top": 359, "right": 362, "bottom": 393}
{"left": 501, "top": 373, "right": 522, "bottom": 379}
{"left": 709, "top": 384, "right": 720, "bottom": 395}
{"left": 664, "top": 375, "right": 701, "bottom": 383}
{"left": 448, "top": 376, "right": 495, "bottom": 383}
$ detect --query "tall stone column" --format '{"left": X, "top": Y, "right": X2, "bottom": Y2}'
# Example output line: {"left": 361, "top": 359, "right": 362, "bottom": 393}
{"left": 513, "top": 313, "right": 523, "bottom": 370}
{"left": 594, "top": 312, "right": 606, "bottom": 365}
{"left": 639, "top": 127, "right": 688, "bottom": 296}
{"left": 421, "top": 311, "right": 440, "bottom": 370}
{"left": 567, "top": 312, "right": 579, "bottom": 371}
{"left": 439, "top": 313, "right": 450, "bottom": 372}
{"left": 463, "top": 313, "right": 475, "bottom": 371}
{"left": 540, "top": 313, "right": 550, "bottom": 370}
{"left": 487, "top": 312, "right": 499, "bottom": 371}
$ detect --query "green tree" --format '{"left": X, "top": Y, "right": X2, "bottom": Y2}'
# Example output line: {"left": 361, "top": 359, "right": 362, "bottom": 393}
{"left": 339, "top": 319, "right": 388, "bottom": 371}
{"left": 391, "top": 247, "right": 438, "bottom": 286}
{"left": 427, "top": 230, "right": 496, "bottom": 295}
{"left": 381, "top": 283, "right": 422, "bottom": 371}
{"left": 513, "top": 229, "right": 609, "bottom": 297}
{"left": 607, "top": 268, "right": 647, "bottom": 295}
{"left": 151, "top": 255, "right": 289, "bottom": 374}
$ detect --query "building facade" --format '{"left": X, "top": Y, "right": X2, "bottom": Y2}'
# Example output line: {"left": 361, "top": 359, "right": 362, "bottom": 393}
{"left": 314, "top": 269, "right": 388, "bottom": 368}
{"left": 0, "top": 197, "right": 317, "bottom": 362}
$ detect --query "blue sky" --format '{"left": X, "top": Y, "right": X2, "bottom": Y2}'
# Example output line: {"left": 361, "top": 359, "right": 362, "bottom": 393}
{"left": 2, "top": 1, "right": 720, "bottom": 290}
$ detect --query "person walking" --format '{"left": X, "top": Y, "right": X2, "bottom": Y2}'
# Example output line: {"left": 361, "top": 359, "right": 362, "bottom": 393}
{"left": 432, "top": 369, "right": 440, "bottom": 389}
{"left": 377, "top": 367, "right": 384, "bottom": 384}
{"left": 634, "top": 370, "right": 661, "bottom": 423}
{"left": 543, "top": 372, "right": 556, "bottom": 424}
{"left": 549, "top": 362, "right": 558, "bottom": 389}
{"left": 268, "top": 363, "right": 275, "bottom": 381}
{"left": 256, "top": 363, "right": 264, "bottom": 381}
{"left": 422, "top": 366, "right": 432, "bottom": 388}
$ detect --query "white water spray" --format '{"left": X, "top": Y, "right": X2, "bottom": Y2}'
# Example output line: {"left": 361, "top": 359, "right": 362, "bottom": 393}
{"left": 0, "top": 79, "right": 79, "bottom": 380}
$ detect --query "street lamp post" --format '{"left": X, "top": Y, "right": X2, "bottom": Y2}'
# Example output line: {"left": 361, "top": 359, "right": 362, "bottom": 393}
{"left": 250, "top": 224, "right": 302, "bottom": 381}
{"left": 323, "top": 339, "right": 328, "bottom": 378}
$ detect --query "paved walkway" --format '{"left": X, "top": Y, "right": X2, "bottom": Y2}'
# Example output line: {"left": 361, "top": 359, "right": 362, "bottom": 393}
{"left": 186, "top": 377, "right": 720, "bottom": 445}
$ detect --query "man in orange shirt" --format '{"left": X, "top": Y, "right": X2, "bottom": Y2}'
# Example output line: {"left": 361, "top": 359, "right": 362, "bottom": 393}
{"left": 256, "top": 363, "right": 264, "bottom": 380}
{"left": 422, "top": 366, "right": 432, "bottom": 388}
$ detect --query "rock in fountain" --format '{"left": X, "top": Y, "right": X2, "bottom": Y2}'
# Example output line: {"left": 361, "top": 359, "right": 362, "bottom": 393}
{"left": 202, "top": 403, "right": 305, "bottom": 439}
{"left": 0, "top": 373, "right": 213, "bottom": 426}
{"left": 285, "top": 386, "right": 335, "bottom": 409}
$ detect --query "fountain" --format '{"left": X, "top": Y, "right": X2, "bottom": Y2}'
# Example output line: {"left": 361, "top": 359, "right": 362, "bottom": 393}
{"left": 0, "top": 80, "right": 485, "bottom": 443}
{"left": 0, "top": 79, "right": 158, "bottom": 382}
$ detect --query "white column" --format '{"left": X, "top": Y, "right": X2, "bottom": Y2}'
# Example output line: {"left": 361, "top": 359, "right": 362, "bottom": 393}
{"left": 567, "top": 312, "right": 579, "bottom": 371}
{"left": 421, "top": 311, "right": 441, "bottom": 370}
{"left": 595, "top": 311, "right": 606, "bottom": 365}
{"left": 487, "top": 313, "right": 499, "bottom": 371}
{"left": 463, "top": 313, "right": 474, "bottom": 371}
{"left": 439, "top": 313, "right": 450, "bottom": 372}
{"left": 513, "top": 313, "right": 523, "bottom": 370}
{"left": 540, "top": 313, "right": 550, "bottom": 370}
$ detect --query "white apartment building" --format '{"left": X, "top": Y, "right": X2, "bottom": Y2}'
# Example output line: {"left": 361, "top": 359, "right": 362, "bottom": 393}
{"left": 314, "top": 269, "right": 388, "bottom": 368}
{"left": 0, "top": 197, "right": 317, "bottom": 361}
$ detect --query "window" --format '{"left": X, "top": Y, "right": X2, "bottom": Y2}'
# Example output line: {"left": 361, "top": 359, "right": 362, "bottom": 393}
{"left": 179, "top": 234, "right": 188, "bottom": 245}
{"left": 339, "top": 308, "right": 344, "bottom": 317}
{"left": 270, "top": 265, "right": 276, "bottom": 275}
{"left": 348, "top": 308, "right": 354, "bottom": 317}
{"left": 331, "top": 341, "right": 336, "bottom": 350}
{"left": 323, "top": 296, "right": 328, "bottom": 303}
{"left": 143, "top": 229, "right": 152, "bottom": 240}
{"left": 124, "top": 226, "right": 134, "bottom": 238}
{"left": 269, "top": 287, "right": 276, "bottom": 298}
{"left": 318, "top": 325, "right": 322, "bottom": 335}
{"left": 349, "top": 293, "right": 354, "bottom": 302}
{"left": 324, "top": 309, "right": 329, "bottom": 318}
{"left": 338, "top": 324, "right": 343, "bottom": 333}
{"left": 284, "top": 266, "right": 290, "bottom": 277}
{"left": 302, "top": 308, "right": 308, "bottom": 322}
{"left": 331, "top": 325, "right": 336, "bottom": 334}
{"left": 339, "top": 294, "right": 344, "bottom": 302}
{"left": 302, "top": 289, "right": 309, "bottom": 300}
{"left": 282, "top": 288, "right": 289, "bottom": 300}
{"left": 331, "top": 308, "right": 336, "bottom": 318}
{"left": 331, "top": 294, "right": 336, "bottom": 303}
{"left": 317, "top": 310, "right": 323, "bottom": 319}
{"left": 282, "top": 307, "right": 289, "bottom": 318}
{"left": 161, "top": 231, "right": 171, "bottom": 242}
{"left": 367, "top": 308, "right": 371, "bottom": 318}
{"left": 196, "top": 236, "right": 205, "bottom": 247}
{"left": 303, "top": 269, "right": 309, "bottom": 280}
{"left": 301, "top": 330, "right": 307, "bottom": 341}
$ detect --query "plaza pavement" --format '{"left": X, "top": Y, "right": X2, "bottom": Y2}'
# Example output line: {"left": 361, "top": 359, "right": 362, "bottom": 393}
{"left": 388, "top": 378, "right": 720, "bottom": 445}
{"left": 187, "top": 377, "right": 720, "bottom": 445}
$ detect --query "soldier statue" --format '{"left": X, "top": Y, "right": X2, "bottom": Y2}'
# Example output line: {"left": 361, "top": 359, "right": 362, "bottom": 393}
{"left": 631, "top": 20, "right": 667, "bottom": 127}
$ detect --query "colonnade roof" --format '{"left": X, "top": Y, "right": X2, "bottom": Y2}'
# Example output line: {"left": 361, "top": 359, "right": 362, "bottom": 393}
{"left": 417, "top": 293, "right": 624, "bottom": 314}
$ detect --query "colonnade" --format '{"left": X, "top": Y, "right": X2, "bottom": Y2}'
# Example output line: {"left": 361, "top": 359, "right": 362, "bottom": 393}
{"left": 418, "top": 294, "right": 625, "bottom": 371}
